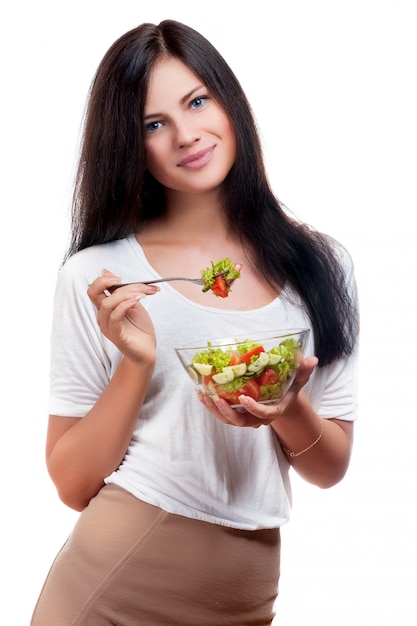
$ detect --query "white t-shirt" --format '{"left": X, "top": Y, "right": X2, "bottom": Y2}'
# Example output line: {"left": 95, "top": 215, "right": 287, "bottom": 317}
{"left": 48, "top": 235, "right": 358, "bottom": 530}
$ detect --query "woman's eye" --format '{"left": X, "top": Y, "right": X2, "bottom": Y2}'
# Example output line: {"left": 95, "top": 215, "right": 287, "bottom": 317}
{"left": 145, "top": 121, "right": 163, "bottom": 133}
{"left": 190, "top": 95, "right": 208, "bottom": 109}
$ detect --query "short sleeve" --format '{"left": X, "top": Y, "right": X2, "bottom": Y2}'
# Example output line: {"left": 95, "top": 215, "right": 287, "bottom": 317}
{"left": 48, "top": 255, "right": 120, "bottom": 417}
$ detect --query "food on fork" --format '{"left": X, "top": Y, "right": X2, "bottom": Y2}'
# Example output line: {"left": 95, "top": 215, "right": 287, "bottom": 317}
{"left": 200, "top": 258, "right": 242, "bottom": 298}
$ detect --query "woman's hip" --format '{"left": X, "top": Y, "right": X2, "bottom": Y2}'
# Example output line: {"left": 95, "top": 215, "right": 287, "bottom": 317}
{"left": 32, "top": 484, "right": 280, "bottom": 625}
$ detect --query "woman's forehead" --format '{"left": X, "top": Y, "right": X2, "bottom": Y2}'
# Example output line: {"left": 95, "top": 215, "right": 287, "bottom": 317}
{"left": 145, "top": 57, "right": 204, "bottom": 111}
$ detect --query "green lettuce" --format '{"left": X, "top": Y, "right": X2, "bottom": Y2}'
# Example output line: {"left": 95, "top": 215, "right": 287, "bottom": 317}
{"left": 192, "top": 344, "right": 232, "bottom": 371}
{"left": 200, "top": 257, "right": 241, "bottom": 292}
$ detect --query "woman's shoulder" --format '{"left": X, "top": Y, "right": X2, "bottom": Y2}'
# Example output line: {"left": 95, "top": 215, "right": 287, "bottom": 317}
{"left": 325, "top": 233, "right": 353, "bottom": 259}
{"left": 59, "top": 235, "right": 138, "bottom": 282}
{"left": 51, "top": 237, "right": 141, "bottom": 304}
{"left": 310, "top": 230, "right": 355, "bottom": 276}
{"left": 325, "top": 236, "right": 356, "bottom": 288}
{"left": 65, "top": 235, "right": 135, "bottom": 264}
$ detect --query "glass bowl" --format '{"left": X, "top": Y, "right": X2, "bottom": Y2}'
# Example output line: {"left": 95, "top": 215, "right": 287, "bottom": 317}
{"left": 175, "top": 328, "right": 310, "bottom": 407}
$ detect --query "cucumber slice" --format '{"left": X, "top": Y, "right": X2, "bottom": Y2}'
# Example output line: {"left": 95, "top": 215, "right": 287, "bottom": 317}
{"left": 212, "top": 368, "right": 235, "bottom": 384}
{"left": 268, "top": 353, "right": 282, "bottom": 365}
{"left": 247, "top": 351, "right": 270, "bottom": 372}
{"left": 231, "top": 363, "right": 247, "bottom": 377}
{"left": 193, "top": 362, "right": 213, "bottom": 376}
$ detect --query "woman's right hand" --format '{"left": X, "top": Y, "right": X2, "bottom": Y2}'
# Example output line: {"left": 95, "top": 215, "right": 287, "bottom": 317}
{"left": 87, "top": 269, "right": 159, "bottom": 364}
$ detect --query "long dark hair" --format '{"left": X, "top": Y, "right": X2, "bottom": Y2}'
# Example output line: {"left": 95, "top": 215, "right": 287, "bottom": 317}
{"left": 67, "top": 20, "right": 358, "bottom": 365}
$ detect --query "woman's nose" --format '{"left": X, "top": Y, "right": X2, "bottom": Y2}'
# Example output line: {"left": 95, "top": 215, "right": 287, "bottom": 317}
{"left": 174, "top": 118, "right": 200, "bottom": 148}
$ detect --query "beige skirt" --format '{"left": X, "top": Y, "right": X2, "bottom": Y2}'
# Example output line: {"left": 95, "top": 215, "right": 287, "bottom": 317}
{"left": 31, "top": 484, "right": 280, "bottom": 625}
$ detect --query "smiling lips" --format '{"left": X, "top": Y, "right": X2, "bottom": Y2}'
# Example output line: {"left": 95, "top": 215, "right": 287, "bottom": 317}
{"left": 178, "top": 145, "right": 215, "bottom": 169}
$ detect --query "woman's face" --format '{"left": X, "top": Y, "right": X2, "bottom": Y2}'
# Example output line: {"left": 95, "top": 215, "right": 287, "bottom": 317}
{"left": 143, "top": 56, "right": 236, "bottom": 196}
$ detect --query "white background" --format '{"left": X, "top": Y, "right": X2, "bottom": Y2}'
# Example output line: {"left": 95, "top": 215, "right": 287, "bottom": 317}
{"left": 1, "top": 1, "right": 416, "bottom": 624}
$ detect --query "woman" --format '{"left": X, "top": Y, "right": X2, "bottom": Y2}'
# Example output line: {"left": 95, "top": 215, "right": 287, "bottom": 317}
{"left": 32, "top": 20, "right": 359, "bottom": 625}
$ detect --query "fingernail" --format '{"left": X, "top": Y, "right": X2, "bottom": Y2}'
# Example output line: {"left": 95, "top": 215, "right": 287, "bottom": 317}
{"left": 128, "top": 293, "right": 146, "bottom": 303}
{"left": 145, "top": 285, "right": 160, "bottom": 294}
{"left": 238, "top": 395, "right": 250, "bottom": 407}
{"left": 213, "top": 396, "right": 226, "bottom": 410}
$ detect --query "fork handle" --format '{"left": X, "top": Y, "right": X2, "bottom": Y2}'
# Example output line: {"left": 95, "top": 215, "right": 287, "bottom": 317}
{"left": 106, "top": 277, "right": 199, "bottom": 293}
{"left": 106, "top": 271, "right": 229, "bottom": 292}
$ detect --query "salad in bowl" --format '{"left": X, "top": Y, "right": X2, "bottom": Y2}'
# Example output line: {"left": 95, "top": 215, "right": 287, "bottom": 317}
{"left": 175, "top": 329, "right": 309, "bottom": 407}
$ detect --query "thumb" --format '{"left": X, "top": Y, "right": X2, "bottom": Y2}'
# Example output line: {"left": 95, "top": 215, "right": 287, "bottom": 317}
{"left": 292, "top": 356, "right": 319, "bottom": 390}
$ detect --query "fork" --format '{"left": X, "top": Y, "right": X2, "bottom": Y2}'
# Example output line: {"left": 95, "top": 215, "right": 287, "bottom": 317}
{"left": 106, "top": 272, "right": 227, "bottom": 293}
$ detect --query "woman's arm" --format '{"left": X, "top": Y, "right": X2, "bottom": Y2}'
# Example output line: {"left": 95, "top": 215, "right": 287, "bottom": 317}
{"left": 46, "top": 271, "right": 159, "bottom": 511}
{"left": 198, "top": 356, "right": 354, "bottom": 488}
{"left": 46, "top": 356, "right": 154, "bottom": 511}
{"left": 269, "top": 394, "right": 353, "bottom": 488}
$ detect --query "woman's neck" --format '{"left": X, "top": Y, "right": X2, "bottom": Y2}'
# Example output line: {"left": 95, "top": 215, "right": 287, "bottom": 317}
{"left": 146, "top": 188, "right": 230, "bottom": 242}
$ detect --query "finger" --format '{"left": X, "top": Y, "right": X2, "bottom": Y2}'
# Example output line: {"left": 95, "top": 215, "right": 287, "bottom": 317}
{"left": 87, "top": 270, "right": 122, "bottom": 306}
{"left": 235, "top": 356, "right": 319, "bottom": 421}
{"left": 210, "top": 395, "right": 271, "bottom": 428}
{"left": 236, "top": 394, "right": 281, "bottom": 421}
{"left": 290, "top": 356, "right": 319, "bottom": 392}
{"left": 97, "top": 292, "right": 151, "bottom": 338}
{"left": 90, "top": 278, "right": 158, "bottom": 313}
{"left": 197, "top": 391, "right": 233, "bottom": 425}
{"left": 103, "top": 293, "right": 145, "bottom": 324}
{"left": 298, "top": 355, "right": 319, "bottom": 375}
{"left": 211, "top": 396, "right": 248, "bottom": 426}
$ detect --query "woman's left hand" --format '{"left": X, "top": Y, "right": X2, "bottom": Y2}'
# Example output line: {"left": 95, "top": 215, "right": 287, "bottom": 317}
{"left": 197, "top": 356, "right": 318, "bottom": 428}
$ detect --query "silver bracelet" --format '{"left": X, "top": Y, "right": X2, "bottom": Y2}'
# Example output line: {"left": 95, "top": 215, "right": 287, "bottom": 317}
{"left": 283, "top": 419, "right": 324, "bottom": 458}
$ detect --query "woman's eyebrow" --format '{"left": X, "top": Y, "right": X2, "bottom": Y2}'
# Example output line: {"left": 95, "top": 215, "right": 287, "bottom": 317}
{"left": 179, "top": 84, "right": 205, "bottom": 104}
{"left": 144, "top": 84, "right": 205, "bottom": 121}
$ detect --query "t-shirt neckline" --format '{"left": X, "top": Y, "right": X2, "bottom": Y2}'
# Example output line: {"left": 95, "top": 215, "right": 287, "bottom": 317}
{"left": 127, "top": 234, "right": 289, "bottom": 315}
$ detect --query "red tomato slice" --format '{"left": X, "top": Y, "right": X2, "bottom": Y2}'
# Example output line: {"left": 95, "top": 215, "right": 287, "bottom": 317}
{"left": 211, "top": 276, "right": 229, "bottom": 298}
{"left": 239, "top": 379, "right": 261, "bottom": 401}
{"left": 229, "top": 353, "right": 242, "bottom": 366}
{"left": 240, "top": 345, "right": 265, "bottom": 363}
{"left": 216, "top": 379, "right": 261, "bottom": 404}
{"left": 216, "top": 388, "right": 241, "bottom": 404}
{"left": 257, "top": 368, "right": 279, "bottom": 386}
